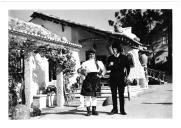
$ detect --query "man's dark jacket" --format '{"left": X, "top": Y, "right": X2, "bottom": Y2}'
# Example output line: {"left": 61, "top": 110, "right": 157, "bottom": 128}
{"left": 108, "top": 53, "right": 130, "bottom": 81}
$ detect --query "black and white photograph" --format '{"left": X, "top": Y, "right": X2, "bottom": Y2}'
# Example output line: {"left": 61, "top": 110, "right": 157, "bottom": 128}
{"left": 7, "top": 8, "right": 173, "bottom": 120}
{"left": 1, "top": 1, "right": 181, "bottom": 125}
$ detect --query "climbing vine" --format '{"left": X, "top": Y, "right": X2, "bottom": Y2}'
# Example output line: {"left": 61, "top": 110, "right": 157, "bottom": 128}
{"left": 9, "top": 34, "right": 76, "bottom": 80}
{"left": 8, "top": 34, "right": 76, "bottom": 114}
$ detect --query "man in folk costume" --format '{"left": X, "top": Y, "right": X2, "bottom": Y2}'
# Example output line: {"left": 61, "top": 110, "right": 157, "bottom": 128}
{"left": 80, "top": 49, "right": 106, "bottom": 116}
{"left": 108, "top": 42, "right": 130, "bottom": 115}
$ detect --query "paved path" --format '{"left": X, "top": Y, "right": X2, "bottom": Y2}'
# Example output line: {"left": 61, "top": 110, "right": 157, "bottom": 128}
{"left": 31, "top": 84, "right": 172, "bottom": 119}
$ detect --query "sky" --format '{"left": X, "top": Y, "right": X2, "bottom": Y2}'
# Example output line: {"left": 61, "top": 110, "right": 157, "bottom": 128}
{"left": 8, "top": 10, "right": 118, "bottom": 31}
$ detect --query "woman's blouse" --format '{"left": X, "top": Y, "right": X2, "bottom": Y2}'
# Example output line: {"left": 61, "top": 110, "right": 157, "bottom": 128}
{"left": 81, "top": 59, "right": 106, "bottom": 74}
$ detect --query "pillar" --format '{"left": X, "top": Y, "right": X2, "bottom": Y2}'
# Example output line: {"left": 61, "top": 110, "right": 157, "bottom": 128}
{"left": 24, "top": 53, "right": 35, "bottom": 108}
{"left": 56, "top": 72, "right": 64, "bottom": 107}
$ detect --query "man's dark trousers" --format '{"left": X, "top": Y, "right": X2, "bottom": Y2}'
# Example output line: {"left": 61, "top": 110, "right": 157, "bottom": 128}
{"left": 110, "top": 78, "right": 125, "bottom": 113}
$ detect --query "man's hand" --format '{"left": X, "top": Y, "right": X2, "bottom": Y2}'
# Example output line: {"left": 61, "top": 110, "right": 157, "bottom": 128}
{"left": 109, "top": 62, "right": 114, "bottom": 66}
{"left": 124, "top": 77, "right": 131, "bottom": 86}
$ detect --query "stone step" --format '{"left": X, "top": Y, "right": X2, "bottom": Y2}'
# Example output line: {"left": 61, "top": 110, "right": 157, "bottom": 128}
{"left": 71, "top": 85, "right": 144, "bottom": 98}
{"left": 74, "top": 86, "right": 142, "bottom": 93}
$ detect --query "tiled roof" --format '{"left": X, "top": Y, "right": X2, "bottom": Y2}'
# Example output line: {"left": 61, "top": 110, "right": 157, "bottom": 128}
{"left": 8, "top": 17, "right": 82, "bottom": 49}
{"left": 31, "top": 11, "right": 142, "bottom": 46}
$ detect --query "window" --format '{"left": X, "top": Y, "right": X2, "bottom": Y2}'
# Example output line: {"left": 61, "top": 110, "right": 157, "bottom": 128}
{"left": 62, "top": 25, "right": 65, "bottom": 32}
{"left": 49, "top": 59, "right": 57, "bottom": 81}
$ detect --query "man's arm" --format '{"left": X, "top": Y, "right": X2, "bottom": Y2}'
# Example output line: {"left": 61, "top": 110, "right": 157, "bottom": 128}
{"left": 125, "top": 55, "right": 130, "bottom": 77}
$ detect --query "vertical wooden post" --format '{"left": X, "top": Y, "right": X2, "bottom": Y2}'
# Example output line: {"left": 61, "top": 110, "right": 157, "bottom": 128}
{"left": 56, "top": 72, "right": 64, "bottom": 107}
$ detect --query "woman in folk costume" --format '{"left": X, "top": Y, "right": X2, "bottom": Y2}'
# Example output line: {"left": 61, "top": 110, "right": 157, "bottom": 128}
{"left": 80, "top": 49, "right": 106, "bottom": 116}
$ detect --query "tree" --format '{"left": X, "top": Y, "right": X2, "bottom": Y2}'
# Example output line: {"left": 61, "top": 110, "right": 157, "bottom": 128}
{"left": 108, "top": 9, "right": 162, "bottom": 44}
{"left": 160, "top": 9, "right": 172, "bottom": 74}
{"left": 108, "top": 9, "right": 172, "bottom": 75}
{"left": 8, "top": 35, "right": 76, "bottom": 115}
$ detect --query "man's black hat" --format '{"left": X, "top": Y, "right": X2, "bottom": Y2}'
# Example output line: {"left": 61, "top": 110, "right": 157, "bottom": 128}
{"left": 112, "top": 41, "right": 123, "bottom": 52}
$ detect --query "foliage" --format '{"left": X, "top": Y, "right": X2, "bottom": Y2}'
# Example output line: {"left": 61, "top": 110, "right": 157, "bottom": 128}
{"left": 8, "top": 78, "right": 18, "bottom": 116}
{"left": 8, "top": 34, "right": 76, "bottom": 114}
{"left": 8, "top": 17, "right": 78, "bottom": 116}
{"left": 30, "top": 107, "right": 41, "bottom": 117}
{"left": 109, "top": 9, "right": 172, "bottom": 74}
{"left": 11, "top": 104, "right": 30, "bottom": 120}
{"left": 108, "top": 9, "right": 170, "bottom": 44}
{"left": 9, "top": 35, "right": 76, "bottom": 81}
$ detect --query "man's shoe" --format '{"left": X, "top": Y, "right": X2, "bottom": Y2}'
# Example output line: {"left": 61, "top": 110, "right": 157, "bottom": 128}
{"left": 120, "top": 111, "right": 127, "bottom": 115}
{"left": 92, "top": 106, "right": 99, "bottom": 115}
{"left": 110, "top": 109, "right": 118, "bottom": 115}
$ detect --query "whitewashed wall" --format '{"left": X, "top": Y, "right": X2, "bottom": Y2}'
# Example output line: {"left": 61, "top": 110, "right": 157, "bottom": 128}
{"left": 127, "top": 49, "right": 145, "bottom": 80}
{"left": 123, "top": 46, "right": 148, "bottom": 88}
{"left": 24, "top": 53, "right": 49, "bottom": 107}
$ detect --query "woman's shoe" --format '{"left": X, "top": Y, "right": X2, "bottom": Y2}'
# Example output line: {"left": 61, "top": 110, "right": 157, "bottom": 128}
{"left": 86, "top": 107, "right": 91, "bottom": 116}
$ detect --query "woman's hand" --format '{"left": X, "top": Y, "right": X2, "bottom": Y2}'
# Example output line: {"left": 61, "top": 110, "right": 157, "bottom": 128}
{"left": 81, "top": 68, "right": 87, "bottom": 76}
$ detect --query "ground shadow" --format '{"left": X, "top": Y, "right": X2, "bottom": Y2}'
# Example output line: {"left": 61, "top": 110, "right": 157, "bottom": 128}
{"left": 40, "top": 109, "right": 85, "bottom": 116}
{"left": 53, "top": 109, "right": 86, "bottom": 116}
{"left": 64, "top": 105, "right": 79, "bottom": 107}
{"left": 40, "top": 108, "right": 110, "bottom": 116}
{"left": 142, "top": 102, "right": 172, "bottom": 105}
{"left": 166, "top": 90, "right": 172, "bottom": 92}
